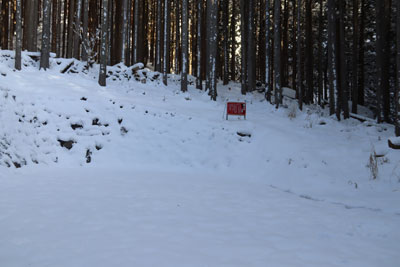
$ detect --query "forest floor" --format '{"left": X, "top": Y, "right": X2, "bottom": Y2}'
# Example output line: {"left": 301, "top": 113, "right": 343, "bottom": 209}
{"left": 1, "top": 50, "right": 400, "bottom": 266}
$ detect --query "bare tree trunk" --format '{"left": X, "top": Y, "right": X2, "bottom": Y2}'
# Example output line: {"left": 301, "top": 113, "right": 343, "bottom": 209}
{"left": 297, "top": 0, "right": 303, "bottom": 110}
{"left": 51, "top": 0, "right": 58, "bottom": 53}
{"left": 15, "top": 0, "right": 22, "bottom": 70}
{"left": 274, "top": 0, "right": 282, "bottom": 108}
{"left": 240, "top": 0, "right": 247, "bottom": 95}
{"left": 40, "top": 0, "right": 52, "bottom": 70}
{"left": 132, "top": 0, "right": 139, "bottom": 64}
{"left": 292, "top": 0, "right": 297, "bottom": 92}
{"left": 222, "top": 0, "right": 229, "bottom": 85}
{"left": 155, "top": 0, "right": 162, "bottom": 70}
{"left": 230, "top": 0, "right": 236, "bottom": 81}
{"left": 1, "top": 0, "right": 9, "bottom": 49}
{"left": 67, "top": 0, "right": 76, "bottom": 58}
{"left": 107, "top": 0, "right": 112, "bottom": 65}
{"left": 304, "top": 0, "right": 313, "bottom": 104}
{"left": 73, "top": 0, "right": 82, "bottom": 59}
{"left": 281, "top": 0, "right": 288, "bottom": 86}
{"left": 358, "top": 0, "right": 365, "bottom": 106}
{"left": 81, "top": 0, "right": 89, "bottom": 61}
{"left": 265, "top": 0, "right": 271, "bottom": 101}
{"left": 23, "top": 0, "right": 38, "bottom": 51}
{"left": 396, "top": 0, "right": 400, "bottom": 136}
{"left": 338, "top": 0, "right": 349, "bottom": 119}
{"left": 247, "top": 0, "right": 256, "bottom": 92}
{"left": 196, "top": 0, "right": 203, "bottom": 89}
{"left": 125, "top": 0, "right": 131, "bottom": 65}
{"left": 99, "top": 0, "right": 109, "bottom": 86}
{"left": 34, "top": 0, "right": 39, "bottom": 50}
{"left": 62, "top": 0, "right": 68, "bottom": 57}
{"left": 328, "top": 0, "right": 336, "bottom": 116}
{"left": 317, "top": 0, "right": 323, "bottom": 106}
{"left": 181, "top": 0, "right": 188, "bottom": 92}
{"left": 175, "top": 0, "right": 181, "bottom": 74}
{"left": 208, "top": 0, "right": 218, "bottom": 100}
{"left": 351, "top": 0, "right": 359, "bottom": 114}
{"left": 376, "top": 0, "right": 389, "bottom": 122}
{"left": 162, "top": 0, "right": 170, "bottom": 85}
{"left": 120, "top": 0, "right": 128, "bottom": 64}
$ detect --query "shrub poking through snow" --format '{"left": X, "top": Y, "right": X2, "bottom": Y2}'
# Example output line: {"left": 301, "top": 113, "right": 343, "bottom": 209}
{"left": 368, "top": 146, "right": 379, "bottom": 180}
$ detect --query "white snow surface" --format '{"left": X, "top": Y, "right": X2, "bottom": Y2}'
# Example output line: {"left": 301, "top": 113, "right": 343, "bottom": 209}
{"left": 0, "top": 50, "right": 400, "bottom": 266}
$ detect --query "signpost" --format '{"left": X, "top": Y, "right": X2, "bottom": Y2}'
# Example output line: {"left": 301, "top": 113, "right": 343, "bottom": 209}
{"left": 226, "top": 102, "right": 246, "bottom": 120}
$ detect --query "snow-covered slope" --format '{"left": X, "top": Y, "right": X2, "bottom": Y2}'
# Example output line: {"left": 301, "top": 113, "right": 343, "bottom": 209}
{"left": 1, "top": 50, "right": 399, "bottom": 266}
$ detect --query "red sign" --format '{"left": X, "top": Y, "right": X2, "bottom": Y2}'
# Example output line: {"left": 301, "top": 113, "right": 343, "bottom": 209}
{"left": 226, "top": 102, "right": 246, "bottom": 119}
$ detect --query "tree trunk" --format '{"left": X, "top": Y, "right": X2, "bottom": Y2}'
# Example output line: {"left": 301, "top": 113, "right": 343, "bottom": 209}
{"left": 208, "top": 0, "right": 218, "bottom": 100}
{"left": 247, "top": 0, "right": 256, "bottom": 92}
{"left": 351, "top": 0, "right": 359, "bottom": 114}
{"left": 125, "top": 0, "right": 131, "bottom": 65}
{"left": 99, "top": 0, "right": 109, "bottom": 86}
{"left": 81, "top": 0, "right": 89, "bottom": 61}
{"left": 1, "top": 0, "right": 9, "bottom": 49}
{"left": 230, "top": 0, "right": 236, "bottom": 81}
{"left": 274, "top": 0, "right": 282, "bottom": 107}
{"left": 175, "top": 0, "right": 181, "bottom": 74}
{"left": 155, "top": 0, "right": 162, "bottom": 70}
{"left": 304, "top": 0, "right": 313, "bottom": 104}
{"left": 196, "top": 0, "right": 203, "bottom": 89}
{"left": 56, "top": 0, "right": 62, "bottom": 57}
{"left": 338, "top": 0, "right": 349, "bottom": 119}
{"left": 265, "top": 0, "right": 271, "bottom": 101}
{"left": 132, "top": 0, "right": 140, "bottom": 64}
{"left": 222, "top": 0, "right": 229, "bottom": 85}
{"left": 73, "top": 0, "right": 82, "bottom": 60}
{"left": 40, "top": 0, "right": 52, "bottom": 70}
{"left": 358, "top": 0, "right": 365, "bottom": 106}
{"left": 51, "top": 0, "right": 58, "bottom": 53}
{"left": 23, "top": 0, "right": 38, "bottom": 51}
{"left": 376, "top": 0, "right": 391, "bottom": 123}
{"left": 121, "top": 0, "right": 128, "bottom": 64}
{"left": 62, "top": 0, "right": 68, "bottom": 57}
{"left": 162, "top": 0, "right": 170, "bottom": 85}
{"left": 281, "top": 0, "right": 289, "bottom": 87}
{"left": 396, "top": 0, "right": 400, "bottom": 136}
{"left": 67, "top": 0, "right": 76, "bottom": 58}
{"left": 181, "top": 0, "right": 188, "bottom": 92}
{"left": 327, "top": 0, "right": 336, "bottom": 116}
{"left": 112, "top": 0, "right": 123, "bottom": 64}
{"left": 15, "top": 0, "right": 22, "bottom": 70}
{"left": 240, "top": 0, "right": 248, "bottom": 95}
{"left": 317, "top": 0, "right": 323, "bottom": 106}
{"left": 297, "top": 0, "right": 303, "bottom": 110}
{"left": 291, "top": 0, "right": 297, "bottom": 91}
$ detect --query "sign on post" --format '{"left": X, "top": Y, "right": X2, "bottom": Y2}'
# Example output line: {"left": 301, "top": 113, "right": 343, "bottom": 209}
{"left": 226, "top": 102, "right": 246, "bottom": 120}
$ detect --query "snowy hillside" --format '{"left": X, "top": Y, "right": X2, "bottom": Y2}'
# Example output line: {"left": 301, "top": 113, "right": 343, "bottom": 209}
{"left": 1, "top": 50, "right": 399, "bottom": 267}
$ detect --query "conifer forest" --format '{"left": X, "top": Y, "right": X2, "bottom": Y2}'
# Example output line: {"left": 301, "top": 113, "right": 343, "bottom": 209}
{"left": 0, "top": 0, "right": 398, "bottom": 133}
{"left": 1, "top": 1, "right": 400, "bottom": 266}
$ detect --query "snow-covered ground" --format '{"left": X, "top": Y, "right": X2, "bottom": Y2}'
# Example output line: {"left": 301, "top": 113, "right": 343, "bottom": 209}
{"left": 1, "top": 50, "right": 399, "bottom": 266}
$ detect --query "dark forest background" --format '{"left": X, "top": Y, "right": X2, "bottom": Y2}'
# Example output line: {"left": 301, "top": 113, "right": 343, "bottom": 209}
{"left": 0, "top": 0, "right": 399, "bottom": 135}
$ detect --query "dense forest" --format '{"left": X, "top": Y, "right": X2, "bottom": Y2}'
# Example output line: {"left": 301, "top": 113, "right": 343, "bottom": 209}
{"left": 0, "top": 0, "right": 399, "bottom": 134}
